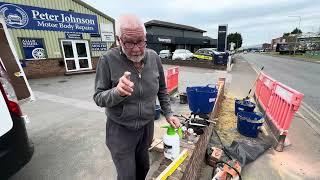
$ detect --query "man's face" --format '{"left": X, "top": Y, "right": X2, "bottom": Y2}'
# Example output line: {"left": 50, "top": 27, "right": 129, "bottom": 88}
{"left": 119, "top": 28, "right": 146, "bottom": 62}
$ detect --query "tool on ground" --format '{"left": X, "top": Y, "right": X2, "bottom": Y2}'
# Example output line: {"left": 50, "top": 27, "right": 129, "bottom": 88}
{"left": 209, "top": 129, "right": 242, "bottom": 180}
{"left": 173, "top": 114, "right": 209, "bottom": 135}
{"left": 156, "top": 149, "right": 189, "bottom": 180}
{"left": 213, "top": 160, "right": 242, "bottom": 180}
{"left": 246, "top": 66, "right": 264, "bottom": 98}
{"left": 208, "top": 147, "right": 223, "bottom": 167}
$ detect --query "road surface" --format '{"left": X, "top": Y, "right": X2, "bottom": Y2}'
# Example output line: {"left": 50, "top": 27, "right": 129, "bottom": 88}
{"left": 243, "top": 53, "right": 320, "bottom": 135}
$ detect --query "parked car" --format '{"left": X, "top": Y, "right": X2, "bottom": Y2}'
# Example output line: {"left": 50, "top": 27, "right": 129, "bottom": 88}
{"left": 193, "top": 48, "right": 214, "bottom": 61}
{"left": 0, "top": 62, "right": 33, "bottom": 179}
{"left": 172, "top": 49, "right": 193, "bottom": 60}
{"left": 159, "top": 50, "right": 172, "bottom": 59}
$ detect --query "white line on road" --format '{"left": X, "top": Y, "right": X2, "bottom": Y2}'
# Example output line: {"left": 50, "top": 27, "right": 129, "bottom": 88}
{"left": 302, "top": 102, "right": 320, "bottom": 119}
{"left": 34, "top": 91, "right": 104, "bottom": 113}
{"left": 300, "top": 105, "right": 320, "bottom": 124}
{"left": 297, "top": 111, "right": 320, "bottom": 135}
{"left": 251, "top": 63, "right": 259, "bottom": 74}
{"left": 246, "top": 58, "right": 320, "bottom": 131}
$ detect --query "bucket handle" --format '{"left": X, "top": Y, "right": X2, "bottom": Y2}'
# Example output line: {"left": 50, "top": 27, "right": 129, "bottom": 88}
{"left": 206, "top": 84, "right": 217, "bottom": 88}
{"left": 238, "top": 116, "right": 265, "bottom": 124}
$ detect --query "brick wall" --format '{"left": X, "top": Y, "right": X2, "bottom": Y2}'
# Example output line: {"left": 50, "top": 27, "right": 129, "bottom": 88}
{"left": 151, "top": 78, "right": 225, "bottom": 180}
{"left": 22, "top": 57, "right": 99, "bottom": 79}
{"left": 161, "top": 59, "right": 227, "bottom": 70}
{"left": 182, "top": 78, "right": 225, "bottom": 180}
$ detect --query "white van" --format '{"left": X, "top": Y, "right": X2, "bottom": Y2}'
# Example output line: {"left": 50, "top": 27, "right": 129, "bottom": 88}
{"left": 0, "top": 17, "right": 34, "bottom": 179}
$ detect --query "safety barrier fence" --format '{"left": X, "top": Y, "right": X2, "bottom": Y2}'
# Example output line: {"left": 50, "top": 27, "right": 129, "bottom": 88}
{"left": 255, "top": 72, "right": 304, "bottom": 151}
{"left": 165, "top": 66, "right": 179, "bottom": 94}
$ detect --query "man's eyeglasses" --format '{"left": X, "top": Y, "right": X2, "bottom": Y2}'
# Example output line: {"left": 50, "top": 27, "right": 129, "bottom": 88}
{"left": 121, "top": 39, "right": 147, "bottom": 49}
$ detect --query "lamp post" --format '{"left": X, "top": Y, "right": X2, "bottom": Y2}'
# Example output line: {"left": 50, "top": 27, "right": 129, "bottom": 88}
{"left": 288, "top": 16, "right": 301, "bottom": 55}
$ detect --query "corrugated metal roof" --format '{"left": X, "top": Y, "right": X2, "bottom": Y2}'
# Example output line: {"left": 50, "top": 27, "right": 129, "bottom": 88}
{"left": 145, "top": 20, "right": 206, "bottom": 33}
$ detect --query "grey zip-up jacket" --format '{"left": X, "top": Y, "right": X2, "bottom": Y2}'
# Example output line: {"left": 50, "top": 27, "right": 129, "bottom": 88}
{"left": 93, "top": 47, "right": 173, "bottom": 129}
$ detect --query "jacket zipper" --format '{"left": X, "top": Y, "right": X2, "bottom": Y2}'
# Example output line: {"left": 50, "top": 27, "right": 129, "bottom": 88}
{"left": 137, "top": 73, "right": 142, "bottom": 129}
{"left": 132, "top": 66, "right": 143, "bottom": 129}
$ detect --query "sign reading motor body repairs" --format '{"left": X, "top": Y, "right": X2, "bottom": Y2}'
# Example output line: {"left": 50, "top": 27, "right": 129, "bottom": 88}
{"left": 20, "top": 38, "right": 46, "bottom": 60}
{"left": 0, "top": 2, "right": 99, "bottom": 33}
{"left": 91, "top": 41, "right": 107, "bottom": 51}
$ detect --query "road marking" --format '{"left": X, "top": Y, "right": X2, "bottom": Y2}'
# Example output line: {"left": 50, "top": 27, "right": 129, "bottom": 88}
{"left": 251, "top": 63, "right": 259, "bottom": 74}
{"left": 246, "top": 58, "right": 320, "bottom": 129}
{"left": 246, "top": 59, "right": 259, "bottom": 74}
{"left": 300, "top": 105, "right": 320, "bottom": 124}
{"left": 34, "top": 91, "right": 104, "bottom": 113}
{"left": 297, "top": 111, "right": 320, "bottom": 135}
{"left": 302, "top": 102, "right": 320, "bottom": 119}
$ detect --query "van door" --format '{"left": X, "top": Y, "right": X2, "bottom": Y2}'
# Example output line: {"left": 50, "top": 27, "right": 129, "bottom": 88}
{"left": 0, "top": 17, "right": 34, "bottom": 101}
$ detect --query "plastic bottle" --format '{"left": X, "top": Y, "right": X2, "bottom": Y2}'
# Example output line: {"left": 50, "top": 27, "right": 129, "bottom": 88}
{"left": 162, "top": 125, "right": 181, "bottom": 160}
{"left": 187, "top": 128, "right": 195, "bottom": 143}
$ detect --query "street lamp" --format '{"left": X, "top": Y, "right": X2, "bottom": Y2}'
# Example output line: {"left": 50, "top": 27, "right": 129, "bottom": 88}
{"left": 288, "top": 15, "right": 301, "bottom": 55}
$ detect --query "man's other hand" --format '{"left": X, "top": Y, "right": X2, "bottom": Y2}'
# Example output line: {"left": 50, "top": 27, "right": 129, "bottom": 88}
{"left": 166, "top": 116, "right": 181, "bottom": 128}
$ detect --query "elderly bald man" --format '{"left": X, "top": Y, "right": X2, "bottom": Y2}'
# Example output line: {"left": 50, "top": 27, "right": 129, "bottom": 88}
{"left": 93, "top": 14, "right": 180, "bottom": 180}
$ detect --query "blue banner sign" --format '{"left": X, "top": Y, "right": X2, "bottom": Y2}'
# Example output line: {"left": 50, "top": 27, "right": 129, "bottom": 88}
{"left": 91, "top": 41, "right": 107, "bottom": 51}
{"left": 20, "top": 38, "right": 46, "bottom": 60}
{"left": 0, "top": 2, "right": 99, "bottom": 33}
{"left": 65, "top": 32, "right": 83, "bottom": 39}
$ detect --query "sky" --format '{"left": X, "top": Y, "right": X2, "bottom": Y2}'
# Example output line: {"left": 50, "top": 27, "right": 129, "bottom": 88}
{"left": 83, "top": 0, "right": 320, "bottom": 47}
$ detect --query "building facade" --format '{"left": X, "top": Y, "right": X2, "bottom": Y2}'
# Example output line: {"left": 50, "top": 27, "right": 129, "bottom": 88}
{"left": 0, "top": 0, "right": 115, "bottom": 78}
{"left": 145, "top": 20, "right": 216, "bottom": 53}
{"left": 271, "top": 37, "right": 285, "bottom": 50}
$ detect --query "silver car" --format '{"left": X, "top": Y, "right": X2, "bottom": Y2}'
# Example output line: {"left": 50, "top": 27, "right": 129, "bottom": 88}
{"left": 159, "top": 50, "right": 172, "bottom": 59}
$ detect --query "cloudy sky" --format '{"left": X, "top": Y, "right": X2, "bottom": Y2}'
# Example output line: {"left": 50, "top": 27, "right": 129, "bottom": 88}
{"left": 84, "top": 0, "right": 320, "bottom": 46}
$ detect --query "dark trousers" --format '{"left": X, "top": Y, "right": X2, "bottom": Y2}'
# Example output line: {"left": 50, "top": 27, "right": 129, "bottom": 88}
{"left": 106, "top": 120, "right": 154, "bottom": 180}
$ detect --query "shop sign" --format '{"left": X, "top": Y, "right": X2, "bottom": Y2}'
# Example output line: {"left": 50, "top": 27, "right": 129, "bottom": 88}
{"left": 0, "top": 2, "right": 99, "bottom": 33}
{"left": 100, "top": 23, "right": 114, "bottom": 42}
{"left": 91, "top": 41, "right": 107, "bottom": 51}
{"left": 20, "top": 38, "right": 46, "bottom": 60}
{"left": 65, "top": 32, "right": 83, "bottom": 39}
{"left": 158, "top": 38, "right": 171, "bottom": 43}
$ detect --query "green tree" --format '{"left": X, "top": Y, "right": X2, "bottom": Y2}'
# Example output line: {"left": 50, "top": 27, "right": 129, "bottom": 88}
{"left": 283, "top": 32, "right": 290, "bottom": 38}
{"left": 291, "top": 28, "right": 302, "bottom": 34}
{"left": 227, "top": 32, "right": 242, "bottom": 50}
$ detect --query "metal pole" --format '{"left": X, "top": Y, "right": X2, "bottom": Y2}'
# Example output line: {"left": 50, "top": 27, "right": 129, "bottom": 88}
{"left": 290, "top": 16, "right": 301, "bottom": 55}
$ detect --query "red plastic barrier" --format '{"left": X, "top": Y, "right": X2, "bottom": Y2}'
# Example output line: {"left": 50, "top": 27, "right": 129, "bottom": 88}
{"left": 255, "top": 72, "right": 304, "bottom": 135}
{"left": 255, "top": 72, "right": 277, "bottom": 110}
{"left": 166, "top": 66, "right": 179, "bottom": 94}
{"left": 266, "top": 82, "right": 304, "bottom": 134}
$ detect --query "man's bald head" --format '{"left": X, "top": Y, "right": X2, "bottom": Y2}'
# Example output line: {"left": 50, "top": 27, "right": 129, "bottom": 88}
{"left": 116, "top": 14, "right": 147, "bottom": 63}
{"left": 116, "top": 14, "right": 146, "bottom": 37}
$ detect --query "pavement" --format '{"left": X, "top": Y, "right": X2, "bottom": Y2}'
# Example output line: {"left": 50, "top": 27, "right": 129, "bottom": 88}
{"left": 10, "top": 65, "right": 231, "bottom": 180}
{"left": 11, "top": 74, "right": 116, "bottom": 180}
{"left": 228, "top": 54, "right": 320, "bottom": 180}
